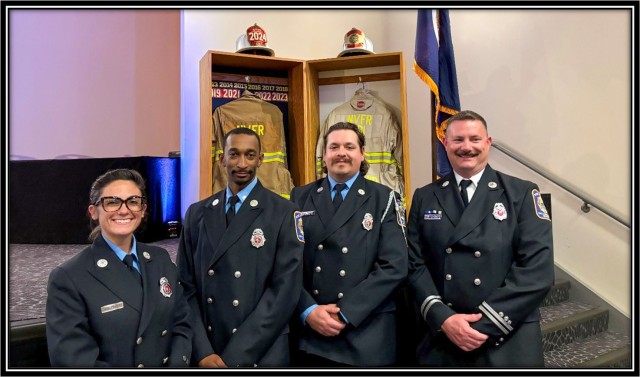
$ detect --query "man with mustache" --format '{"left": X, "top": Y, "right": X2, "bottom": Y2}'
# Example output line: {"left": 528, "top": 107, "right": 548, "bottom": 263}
{"left": 177, "top": 127, "right": 303, "bottom": 367}
{"left": 406, "top": 110, "right": 554, "bottom": 367}
{"left": 289, "top": 122, "right": 408, "bottom": 366}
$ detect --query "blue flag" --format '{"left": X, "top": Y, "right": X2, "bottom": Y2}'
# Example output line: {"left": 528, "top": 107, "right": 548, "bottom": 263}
{"left": 414, "top": 9, "right": 461, "bottom": 178}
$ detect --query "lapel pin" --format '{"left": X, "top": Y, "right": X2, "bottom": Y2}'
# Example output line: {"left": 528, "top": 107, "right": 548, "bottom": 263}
{"left": 441, "top": 181, "right": 450, "bottom": 188}
{"left": 250, "top": 200, "right": 258, "bottom": 207}
{"left": 317, "top": 187, "right": 324, "bottom": 193}
{"left": 143, "top": 251, "right": 151, "bottom": 260}
{"left": 97, "top": 259, "right": 108, "bottom": 268}
{"left": 488, "top": 182, "right": 497, "bottom": 189}
{"left": 358, "top": 189, "right": 365, "bottom": 195}
{"left": 212, "top": 199, "right": 219, "bottom": 206}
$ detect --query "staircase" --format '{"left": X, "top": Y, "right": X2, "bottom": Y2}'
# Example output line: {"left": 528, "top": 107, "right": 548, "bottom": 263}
{"left": 541, "top": 278, "right": 631, "bottom": 368}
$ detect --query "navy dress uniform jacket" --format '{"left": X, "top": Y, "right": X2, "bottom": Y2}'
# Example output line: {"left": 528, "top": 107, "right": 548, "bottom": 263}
{"left": 46, "top": 235, "right": 192, "bottom": 367}
{"left": 177, "top": 180, "right": 303, "bottom": 367}
{"left": 407, "top": 165, "right": 554, "bottom": 367}
{"left": 290, "top": 175, "right": 408, "bottom": 366}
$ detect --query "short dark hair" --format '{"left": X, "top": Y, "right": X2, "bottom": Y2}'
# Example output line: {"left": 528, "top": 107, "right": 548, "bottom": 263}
{"left": 88, "top": 169, "right": 146, "bottom": 241}
{"left": 322, "top": 122, "right": 369, "bottom": 176}
{"left": 445, "top": 110, "right": 488, "bottom": 133}
{"left": 223, "top": 127, "right": 261, "bottom": 153}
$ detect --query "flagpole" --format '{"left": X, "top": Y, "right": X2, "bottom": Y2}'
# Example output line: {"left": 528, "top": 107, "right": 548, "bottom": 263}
{"left": 430, "top": 92, "right": 438, "bottom": 182}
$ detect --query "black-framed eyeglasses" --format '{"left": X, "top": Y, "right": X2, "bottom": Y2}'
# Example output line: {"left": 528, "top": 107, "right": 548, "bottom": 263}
{"left": 94, "top": 196, "right": 147, "bottom": 212}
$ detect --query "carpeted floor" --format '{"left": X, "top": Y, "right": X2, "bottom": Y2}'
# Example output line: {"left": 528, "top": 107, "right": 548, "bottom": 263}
{"left": 8, "top": 238, "right": 180, "bottom": 323}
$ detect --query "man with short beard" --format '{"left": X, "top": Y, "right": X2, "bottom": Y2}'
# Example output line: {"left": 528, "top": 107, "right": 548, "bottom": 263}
{"left": 289, "top": 122, "right": 408, "bottom": 367}
{"left": 406, "top": 110, "right": 554, "bottom": 367}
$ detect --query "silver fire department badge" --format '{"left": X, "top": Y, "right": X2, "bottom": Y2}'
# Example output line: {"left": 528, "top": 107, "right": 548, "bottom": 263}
{"left": 251, "top": 228, "right": 266, "bottom": 248}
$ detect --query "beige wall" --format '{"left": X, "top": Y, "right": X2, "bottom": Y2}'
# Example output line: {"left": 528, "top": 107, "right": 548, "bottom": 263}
{"left": 9, "top": 9, "right": 180, "bottom": 159}
{"left": 182, "top": 8, "right": 632, "bottom": 316}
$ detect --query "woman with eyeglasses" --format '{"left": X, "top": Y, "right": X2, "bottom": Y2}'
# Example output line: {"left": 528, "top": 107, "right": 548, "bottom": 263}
{"left": 46, "top": 169, "right": 192, "bottom": 367}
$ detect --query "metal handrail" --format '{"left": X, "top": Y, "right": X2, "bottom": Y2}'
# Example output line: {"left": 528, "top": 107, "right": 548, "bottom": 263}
{"left": 491, "top": 140, "right": 630, "bottom": 229}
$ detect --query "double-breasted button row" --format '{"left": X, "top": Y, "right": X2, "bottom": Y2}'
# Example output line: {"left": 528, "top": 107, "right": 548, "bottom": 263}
{"left": 444, "top": 274, "right": 482, "bottom": 286}
{"left": 445, "top": 248, "right": 481, "bottom": 257}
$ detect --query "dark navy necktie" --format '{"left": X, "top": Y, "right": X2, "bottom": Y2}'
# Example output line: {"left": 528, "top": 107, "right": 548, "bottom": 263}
{"left": 123, "top": 254, "right": 142, "bottom": 285}
{"left": 459, "top": 179, "right": 472, "bottom": 207}
{"left": 333, "top": 183, "right": 347, "bottom": 211}
{"left": 226, "top": 195, "right": 239, "bottom": 227}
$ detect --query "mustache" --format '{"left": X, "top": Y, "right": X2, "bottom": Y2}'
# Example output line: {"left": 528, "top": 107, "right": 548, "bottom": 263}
{"left": 331, "top": 158, "right": 351, "bottom": 164}
{"left": 231, "top": 168, "right": 253, "bottom": 174}
{"left": 455, "top": 151, "right": 479, "bottom": 158}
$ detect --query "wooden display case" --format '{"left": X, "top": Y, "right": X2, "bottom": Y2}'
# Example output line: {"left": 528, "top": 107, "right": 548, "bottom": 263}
{"left": 199, "top": 51, "right": 410, "bottom": 207}
{"left": 305, "top": 52, "right": 411, "bottom": 207}
{"left": 199, "top": 50, "right": 306, "bottom": 199}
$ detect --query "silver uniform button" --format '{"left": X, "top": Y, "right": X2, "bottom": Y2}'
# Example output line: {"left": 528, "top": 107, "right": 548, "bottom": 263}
{"left": 207, "top": 326, "right": 212, "bottom": 332}
{"left": 447, "top": 302, "right": 453, "bottom": 307}
{"left": 234, "top": 271, "right": 241, "bottom": 278}
{"left": 136, "top": 337, "right": 143, "bottom": 345}
{"left": 313, "top": 289, "right": 319, "bottom": 295}
{"left": 341, "top": 247, "right": 348, "bottom": 254}
{"left": 207, "top": 297, "right": 213, "bottom": 304}
{"left": 337, "top": 292, "right": 344, "bottom": 299}
{"left": 232, "top": 328, "right": 237, "bottom": 333}
{"left": 504, "top": 316, "right": 510, "bottom": 321}
{"left": 232, "top": 300, "right": 239, "bottom": 307}
{"left": 339, "top": 270, "right": 346, "bottom": 277}
{"left": 317, "top": 244, "right": 324, "bottom": 250}
{"left": 445, "top": 274, "right": 452, "bottom": 280}
{"left": 499, "top": 337, "right": 504, "bottom": 342}
{"left": 315, "top": 266, "right": 321, "bottom": 273}
{"left": 138, "top": 364, "right": 144, "bottom": 368}
{"left": 208, "top": 269, "right": 215, "bottom": 276}
{"left": 499, "top": 312, "right": 504, "bottom": 317}
{"left": 163, "top": 357, "right": 169, "bottom": 364}
{"left": 183, "top": 355, "right": 188, "bottom": 362}
{"left": 446, "top": 247, "right": 452, "bottom": 254}
{"left": 161, "top": 329, "right": 168, "bottom": 336}
{"left": 474, "top": 251, "right": 481, "bottom": 257}
{"left": 474, "top": 278, "right": 481, "bottom": 286}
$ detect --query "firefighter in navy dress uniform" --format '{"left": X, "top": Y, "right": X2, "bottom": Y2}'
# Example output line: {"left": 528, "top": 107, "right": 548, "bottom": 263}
{"left": 407, "top": 110, "right": 554, "bottom": 367}
{"left": 290, "top": 122, "right": 408, "bottom": 366}
{"left": 46, "top": 169, "right": 192, "bottom": 367}
{"left": 177, "top": 127, "right": 303, "bottom": 367}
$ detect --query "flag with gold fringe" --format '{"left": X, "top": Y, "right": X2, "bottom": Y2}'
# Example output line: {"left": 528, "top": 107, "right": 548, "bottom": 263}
{"left": 414, "top": 9, "right": 460, "bottom": 178}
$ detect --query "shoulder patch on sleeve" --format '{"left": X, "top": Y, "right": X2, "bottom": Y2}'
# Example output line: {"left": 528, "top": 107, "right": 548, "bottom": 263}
{"left": 294, "top": 211, "right": 305, "bottom": 243}
{"left": 531, "top": 189, "right": 551, "bottom": 221}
